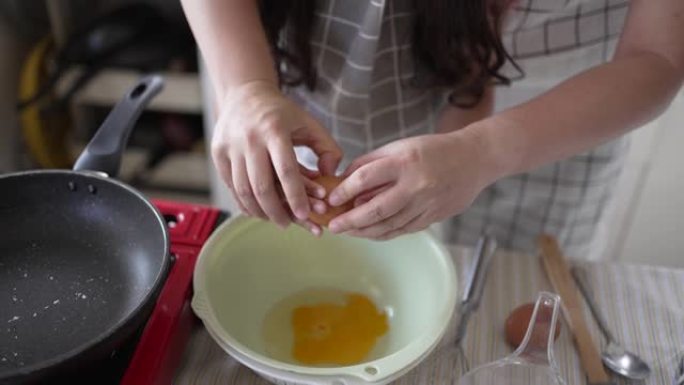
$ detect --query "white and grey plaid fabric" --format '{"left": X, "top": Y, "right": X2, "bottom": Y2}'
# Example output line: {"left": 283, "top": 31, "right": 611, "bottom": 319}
{"left": 286, "top": 0, "right": 630, "bottom": 256}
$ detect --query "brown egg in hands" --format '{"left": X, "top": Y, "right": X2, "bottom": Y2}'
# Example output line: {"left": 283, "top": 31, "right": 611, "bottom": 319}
{"left": 504, "top": 302, "right": 561, "bottom": 350}
{"left": 308, "top": 175, "right": 354, "bottom": 227}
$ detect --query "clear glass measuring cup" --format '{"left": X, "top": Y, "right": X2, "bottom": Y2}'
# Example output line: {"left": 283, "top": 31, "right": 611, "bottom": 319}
{"left": 458, "top": 291, "right": 566, "bottom": 385}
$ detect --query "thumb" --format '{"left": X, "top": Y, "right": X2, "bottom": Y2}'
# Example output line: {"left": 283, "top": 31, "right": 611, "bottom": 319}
{"left": 295, "top": 114, "right": 343, "bottom": 176}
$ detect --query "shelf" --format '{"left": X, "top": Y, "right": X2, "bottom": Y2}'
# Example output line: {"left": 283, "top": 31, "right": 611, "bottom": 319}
{"left": 57, "top": 67, "right": 203, "bottom": 114}
{"left": 144, "top": 151, "right": 210, "bottom": 191}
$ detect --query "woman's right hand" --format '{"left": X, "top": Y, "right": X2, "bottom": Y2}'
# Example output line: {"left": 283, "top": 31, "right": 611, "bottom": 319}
{"left": 211, "top": 80, "right": 342, "bottom": 232}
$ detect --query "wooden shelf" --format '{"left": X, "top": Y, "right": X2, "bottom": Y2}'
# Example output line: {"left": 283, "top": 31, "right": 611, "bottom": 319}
{"left": 57, "top": 67, "right": 203, "bottom": 114}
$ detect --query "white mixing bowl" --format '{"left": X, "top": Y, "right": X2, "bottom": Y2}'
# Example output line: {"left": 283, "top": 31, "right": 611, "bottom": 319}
{"left": 192, "top": 216, "right": 458, "bottom": 385}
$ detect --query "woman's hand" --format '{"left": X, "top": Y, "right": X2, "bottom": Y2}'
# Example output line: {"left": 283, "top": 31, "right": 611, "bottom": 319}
{"left": 212, "top": 80, "right": 342, "bottom": 231}
{"left": 326, "top": 128, "right": 503, "bottom": 240}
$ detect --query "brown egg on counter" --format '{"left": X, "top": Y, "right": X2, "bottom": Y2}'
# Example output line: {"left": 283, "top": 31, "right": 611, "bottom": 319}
{"left": 504, "top": 302, "right": 561, "bottom": 349}
{"left": 308, "top": 175, "right": 354, "bottom": 227}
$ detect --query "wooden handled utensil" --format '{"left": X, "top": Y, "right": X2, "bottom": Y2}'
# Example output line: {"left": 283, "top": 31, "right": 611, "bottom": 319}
{"left": 538, "top": 234, "right": 612, "bottom": 385}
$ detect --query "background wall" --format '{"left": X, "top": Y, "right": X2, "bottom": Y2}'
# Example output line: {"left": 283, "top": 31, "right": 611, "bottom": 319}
{"left": 604, "top": 91, "right": 684, "bottom": 268}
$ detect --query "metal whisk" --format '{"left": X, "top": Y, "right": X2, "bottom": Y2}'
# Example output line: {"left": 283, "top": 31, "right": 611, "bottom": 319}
{"left": 452, "top": 235, "right": 497, "bottom": 373}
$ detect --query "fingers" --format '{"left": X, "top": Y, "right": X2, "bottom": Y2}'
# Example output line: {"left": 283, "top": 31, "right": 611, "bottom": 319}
{"left": 233, "top": 195, "right": 250, "bottom": 216}
{"left": 353, "top": 185, "right": 390, "bottom": 207}
{"left": 299, "top": 164, "right": 321, "bottom": 180}
{"left": 318, "top": 152, "right": 341, "bottom": 176}
{"left": 269, "top": 138, "right": 311, "bottom": 220}
{"left": 376, "top": 215, "right": 429, "bottom": 241}
{"left": 303, "top": 176, "right": 326, "bottom": 199}
{"left": 273, "top": 165, "right": 324, "bottom": 200}
{"left": 212, "top": 148, "right": 233, "bottom": 189}
{"left": 245, "top": 150, "right": 291, "bottom": 227}
{"left": 309, "top": 196, "right": 327, "bottom": 215}
{"left": 293, "top": 217, "right": 323, "bottom": 237}
{"left": 232, "top": 157, "right": 266, "bottom": 219}
{"left": 341, "top": 148, "right": 388, "bottom": 178}
{"left": 328, "top": 188, "right": 408, "bottom": 233}
{"left": 215, "top": 155, "right": 250, "bottom": 215}
{"left": 328, "top": 159, "right": 398, "bottom": 207}
{"left": 282, "top": 195, "right": 325, "bottom": 237}
{"left": 213, "top": 83, "right": 343, "bottom": 229}
{"left": 300, "top": 115, "right": 343, "bottom": 176}
{"left": 347, "top": 205, "right": 419, "bottom": 239}
{"left": 218, "top": 147, "right": 325, "bottom": 225}
{"left": 211, "top": 151, "right": 244, "bottom": 212}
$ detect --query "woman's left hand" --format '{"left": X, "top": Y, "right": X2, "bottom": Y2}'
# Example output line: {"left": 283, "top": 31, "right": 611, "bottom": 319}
{"left": 326, "top": 129, "right": 502, "bottom": 240}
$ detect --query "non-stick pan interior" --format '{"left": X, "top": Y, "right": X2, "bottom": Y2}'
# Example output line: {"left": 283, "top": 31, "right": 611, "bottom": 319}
{"left": 0, "top": 171, "right": 168, "bottom": 377}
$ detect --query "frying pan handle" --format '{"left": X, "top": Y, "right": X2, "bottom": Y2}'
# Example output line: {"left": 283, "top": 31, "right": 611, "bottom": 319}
{"left": 73, "top": 75, "right": 164, "bottom": 177}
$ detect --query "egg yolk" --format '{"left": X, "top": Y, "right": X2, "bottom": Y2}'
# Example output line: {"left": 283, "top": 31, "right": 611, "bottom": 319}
{"left": 291, "top": 293, "right": 389, "bottom": 365}
{"left": 308, "top": 175, "right": 354, "bottom": 227}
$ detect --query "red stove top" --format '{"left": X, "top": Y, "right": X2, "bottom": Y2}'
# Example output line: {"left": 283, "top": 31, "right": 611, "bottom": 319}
{"left": 119, "top": 200, "right": 223, "bottom": 385}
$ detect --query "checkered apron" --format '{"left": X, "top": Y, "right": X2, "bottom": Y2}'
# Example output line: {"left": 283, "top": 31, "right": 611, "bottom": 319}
{"left": 287, "top": 0, "right": 631, "bottom": 257}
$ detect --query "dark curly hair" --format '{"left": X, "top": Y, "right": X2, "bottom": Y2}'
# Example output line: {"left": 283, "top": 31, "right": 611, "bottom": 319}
{"left": 258, "top": 0, "right": 519, "bottom": 107}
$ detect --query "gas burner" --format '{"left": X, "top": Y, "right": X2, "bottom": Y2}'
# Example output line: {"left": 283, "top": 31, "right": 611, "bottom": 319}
{"left": 55, "top": 200, "right": 224, "bottom": 385}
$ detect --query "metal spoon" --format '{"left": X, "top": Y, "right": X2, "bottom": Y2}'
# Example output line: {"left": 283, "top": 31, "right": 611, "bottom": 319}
{"left": 572, "top": 268, "right": 652, "bottom": 381}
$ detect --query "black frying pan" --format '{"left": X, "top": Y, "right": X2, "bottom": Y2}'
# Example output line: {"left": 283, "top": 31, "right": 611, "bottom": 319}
{"left": 0, "top": 76, "right": 170, "bottom": 384}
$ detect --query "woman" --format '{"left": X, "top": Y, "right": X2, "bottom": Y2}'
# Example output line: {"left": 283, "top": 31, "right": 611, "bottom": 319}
{"left": 181, "top": 0, "right": 683, "bottom": 256}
